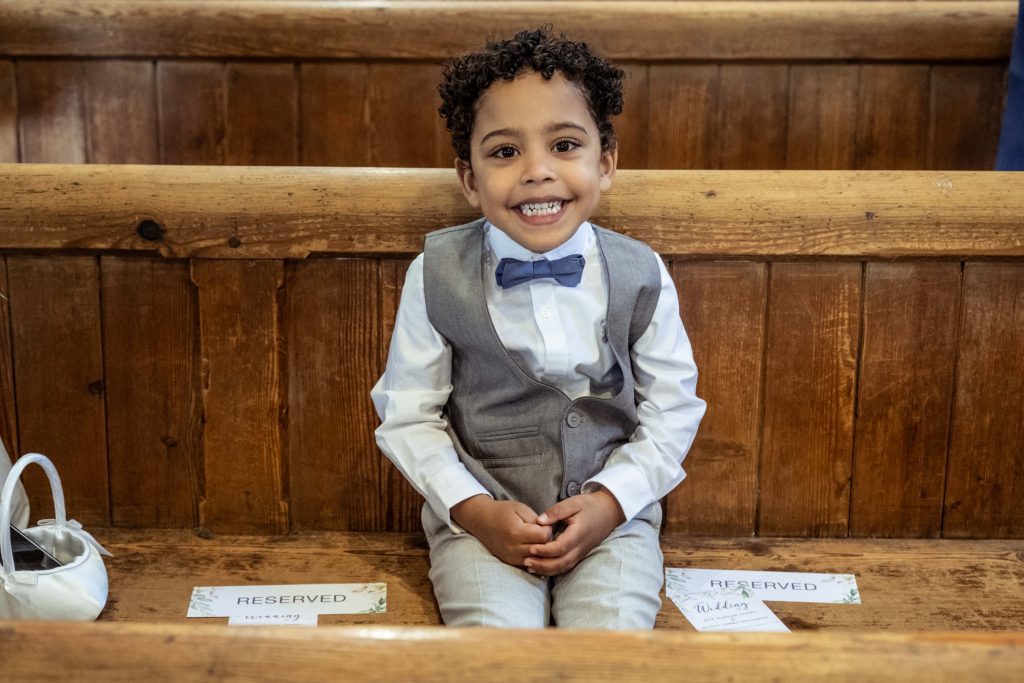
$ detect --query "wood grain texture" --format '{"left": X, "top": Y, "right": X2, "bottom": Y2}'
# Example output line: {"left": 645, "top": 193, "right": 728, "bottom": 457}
{"left": 287, "top": 259, "right": 386, "bottom": 531}
{"left": 5, "top": 621, "right": 1024, "bottom": 682}
{"left": 717, "top": 64, "right": 789, "bottom": 169}
{"left": 759, "top": 263, "right": 860, "bottom": 537}
{"left": 84, "top": 60, "right": 158, "bottom": 164}
{"left": 0, "top": 2, "right": 1015, "bottom": 60}
{"left": 83, "top": 528, "right": 1024, "bottom": 633}
{"left": 856, "top": 64, "right": 931, "bottom": 169}
{"left": 379, "top": 258, "right": 424, "bottom": 532}
{"left": 5, "top": 167, "right": 1021, "bottom": 259}
{"left": 615, "top": 63, "right": 649, "bottom": 170}
{"left": 945, "top": 263, "right": 1024, "bottom": 538}
{"left": 929, "top": 64, "right": 1007, "bottom": 170}
{"left": 0, "top": 258, "right": 18, "bottom": 455}
{"left": 7, "top": 256, "right": 109, "bottom": 525}
{"left": 367, "top": 63, "right": 445, "bottom": 167}
{"left": 850, "top": 263, "right": 960, "bottom": 538}
{"left": 300, "top": 62, "right": 370, "bottom": 166}
{"left": 666, "top": 261, "right": 766, "bottom": 536}
{"left": 16, "top": 60, "right": 87, "bottom": 163}
{"left": 192, "top": 260, "right": 288, "bottom": 534}
{"left": 158, "top": 61, "right": 225, "bottom": 164}
{"left": 787, "top": 64, "right": 860, "bottom": 169}
{"left": 101, "top": 257, "right": 201, "bottom": 528}
{"left": 225, "top": 62, "right": 298, "bottom": 165}
{"left": 647, "top": 65, "right": 719, "bottom": 169}
{"left": 0, "top": 60, "right": 16, "bottom": 162}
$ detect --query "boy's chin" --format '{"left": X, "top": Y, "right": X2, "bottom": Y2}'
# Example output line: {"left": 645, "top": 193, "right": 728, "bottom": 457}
{"left": 488, "top": 218, "right": 582, "bottom": 254}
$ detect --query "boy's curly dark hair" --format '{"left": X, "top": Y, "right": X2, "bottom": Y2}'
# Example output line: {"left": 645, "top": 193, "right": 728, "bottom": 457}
{"left": 438, "top": 27, "right": 625, "bottom": 162}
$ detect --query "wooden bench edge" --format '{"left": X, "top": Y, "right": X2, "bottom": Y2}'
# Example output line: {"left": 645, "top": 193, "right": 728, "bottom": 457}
{"left": 2, "top": 165, "right": 1023, "bottom": 259}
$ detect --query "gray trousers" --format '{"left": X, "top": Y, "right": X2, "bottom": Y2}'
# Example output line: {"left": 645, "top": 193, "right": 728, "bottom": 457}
{"left": 422, "top": 502, "right": 664, "bottom": 629}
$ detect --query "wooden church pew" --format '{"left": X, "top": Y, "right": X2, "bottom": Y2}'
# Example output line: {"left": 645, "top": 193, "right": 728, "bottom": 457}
{"left": 0, "top": 165, "right": 1021, "bottom": 679}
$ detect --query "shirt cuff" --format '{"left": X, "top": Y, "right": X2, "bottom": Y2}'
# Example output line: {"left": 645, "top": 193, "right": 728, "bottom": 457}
{"left": 584, "top": 462, "right": 657, "bottom": 523}
{"left": 424, "top": 462, "right": 492, "bottom": 533}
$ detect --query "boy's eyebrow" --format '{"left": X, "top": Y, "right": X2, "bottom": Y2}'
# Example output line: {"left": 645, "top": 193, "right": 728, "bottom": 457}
{"left": 478, "top": 122, "right": 590, "bottom": 147}
{"left": 479, "top": 128, "right": 518, "bottom": 146}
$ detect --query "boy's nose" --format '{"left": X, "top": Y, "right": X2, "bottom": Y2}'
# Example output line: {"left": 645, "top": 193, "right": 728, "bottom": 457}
{"left": 520, "top": 154, "right": 556, "bottom": 184}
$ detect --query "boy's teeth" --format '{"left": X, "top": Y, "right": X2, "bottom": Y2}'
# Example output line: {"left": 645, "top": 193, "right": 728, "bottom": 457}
{"left": 518, "top": 200, "right": 563, "bottom": 216}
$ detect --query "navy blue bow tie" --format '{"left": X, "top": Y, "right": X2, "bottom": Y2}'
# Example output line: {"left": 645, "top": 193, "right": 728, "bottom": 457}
{"left": 495, "top": 254, "right": 586, "bottom": 289}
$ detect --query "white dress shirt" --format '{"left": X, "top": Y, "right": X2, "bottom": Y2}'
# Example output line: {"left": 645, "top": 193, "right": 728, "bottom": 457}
{"left": 371, "top": 221, "right": 706, "bottom": 531}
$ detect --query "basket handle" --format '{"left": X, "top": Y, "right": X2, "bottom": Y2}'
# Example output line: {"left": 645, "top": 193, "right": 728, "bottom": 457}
{"left": 1, "top": 453, "right": 66, "bottom": 576}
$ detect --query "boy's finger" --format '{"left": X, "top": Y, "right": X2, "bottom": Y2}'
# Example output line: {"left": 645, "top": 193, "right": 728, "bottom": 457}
{"left": 511, "top": 502, "right": 542, "bottom": 524}
{"left": 527, "top": 525, "right": 582, "bottom": 557}
{"left": 525, "top": 551, "right": 579, "bottom": 576}
{"left": 515, "top": 524, "right": 553, "bottom": 545}
{"left": 537, "top": 498, "right": 582, "bottom": 525}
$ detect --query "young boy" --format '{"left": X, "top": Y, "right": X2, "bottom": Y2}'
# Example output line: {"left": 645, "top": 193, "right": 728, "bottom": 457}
{"left": 371, "top": 28, "right": 705, "bottom": 629}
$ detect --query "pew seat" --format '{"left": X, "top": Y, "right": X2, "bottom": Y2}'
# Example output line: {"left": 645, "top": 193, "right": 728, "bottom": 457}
{"left": 94, "top": 528, "right": 1024, "bottom": 632}
{"left": 4, "top": 529, "right": 1019, "bottom": 680}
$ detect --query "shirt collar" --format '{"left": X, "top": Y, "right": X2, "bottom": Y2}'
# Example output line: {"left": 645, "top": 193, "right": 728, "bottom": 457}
{"left": 484, "top": 221, "right": 594, "bottom": 262}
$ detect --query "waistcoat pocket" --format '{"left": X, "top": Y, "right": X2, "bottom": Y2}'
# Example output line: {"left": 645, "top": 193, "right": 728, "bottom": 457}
{"left": 473, "top": 426, "right": 543, "bottom": 468}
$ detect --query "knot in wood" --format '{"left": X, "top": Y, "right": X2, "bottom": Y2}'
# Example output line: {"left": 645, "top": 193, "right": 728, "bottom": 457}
{"left": 137, "top": 219, "right": 165, "bottom": 242}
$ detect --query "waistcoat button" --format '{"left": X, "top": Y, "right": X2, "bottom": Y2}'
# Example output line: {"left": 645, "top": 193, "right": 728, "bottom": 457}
{"left": 566, "top": 481, "right": 581, "bottom": 496}
{"left": 566, "top": 411, "right": 581, "bottom": 428}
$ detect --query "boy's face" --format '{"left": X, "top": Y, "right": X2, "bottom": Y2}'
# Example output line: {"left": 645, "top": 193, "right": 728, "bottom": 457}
{"left": 456, "top": 70, "right": 617, "bottom": 253}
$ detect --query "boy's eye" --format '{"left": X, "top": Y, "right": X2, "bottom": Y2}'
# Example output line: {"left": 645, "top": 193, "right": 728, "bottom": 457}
{"left": 492, "top": 145, "right": 518, "bottom": 159}
{"left": 553, "top": 138, "right": 581, "bottom": 153}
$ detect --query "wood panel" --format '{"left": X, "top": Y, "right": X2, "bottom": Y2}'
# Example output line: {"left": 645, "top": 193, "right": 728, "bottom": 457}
{"left": 225, "top": 62, "right": 298, "bottom": 165}
{"left": 787, "top": 64, "right": 860, "bottom": 169}
{"left": 158, "top": 61, "right": 225, "bottom": 164}
{"left": 84, "top": 60, "right": 158, "bottom": 164}
{"left": 287, "top": 259, "right": 386, "bottom": 531}
{"left": 3, "top": 167, "right": 1023, "bottom": 260}
{"left": 646, "top": 65, "right": 719, "bottom": 169}
{"left": 16, "top": 60, "right": 87, "bottom": 163}
{"left": 929, "top": 64, "right": 1007, "bottom": 170}
{"left": 666, "top": 261, "right": 766, "bottom": 535}
{"left": 0, "top": 259, "right": 18, "bottom": 456}
{"left": 0, "top": 61, "right": 16, "bottom": 162}
{"left": 7, "top": 622, "right": 1024, "bottom": 681}
{"left": 367, "top": 63, "right": 445, "bottom": 167}
{"left": 379, "top": 257, "right": 423, "bottom": 531}
{"left": 945, "top": 263, "right": 1024, "bottom": 538}
{"left": 856, "top": 65, "right": 931, "bottom": 169}
{"left": 717, "top": 64, "right": 789, "bottom": 169}
{"left": 7, "top": 256, "right": 109, "bottom": 525}
{"left": 759, "top": 262, "right": 860, "bottom": 537}
{"left": 616, "top": 63, "right": 649, "bottom": 170}
{"left": 101, "top": 257, "right": 201, "bottom": 528}
{"left": 300, "top": 62, "right": 370, "bottom": 166}
{"left": 192, "top": 260, "right": 287, "bottom": 534}
{"left": 1, "top": 1, "right": 1016, "bottom": 61}
{"left": 850, "top": 263, "right": 960, "bottom": 538}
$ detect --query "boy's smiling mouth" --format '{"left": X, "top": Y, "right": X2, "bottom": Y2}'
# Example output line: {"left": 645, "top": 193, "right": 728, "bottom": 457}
{"left": 515, "top": 199, "right": 566, "bottom": 218}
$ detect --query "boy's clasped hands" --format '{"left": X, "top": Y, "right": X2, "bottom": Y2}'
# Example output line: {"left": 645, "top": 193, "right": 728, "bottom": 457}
{"left": 451, "top": 488, "right": 626, "bottom": 576}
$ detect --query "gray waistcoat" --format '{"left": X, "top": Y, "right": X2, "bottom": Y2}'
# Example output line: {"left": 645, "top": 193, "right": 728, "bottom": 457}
{"left": 423, "top": 219, "right": 661, "bottom": 514}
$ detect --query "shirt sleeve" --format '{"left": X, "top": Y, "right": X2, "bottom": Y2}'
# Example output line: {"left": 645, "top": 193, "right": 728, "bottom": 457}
{"left": 370, "top": 254, "right": 491, "bottom": 531}
{"left": 583, "top": 254, "right": 707, "bottom": 522}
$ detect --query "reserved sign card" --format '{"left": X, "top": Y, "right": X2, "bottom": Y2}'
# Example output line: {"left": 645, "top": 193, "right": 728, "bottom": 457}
{"left": 666, "top": 569, "right": 860, "bottom": 604}
{"left": 667, "top": 585, "right": 789, "bottom": 633}
{"left": 187, "top": 583, "right": 387, "bottom": 624}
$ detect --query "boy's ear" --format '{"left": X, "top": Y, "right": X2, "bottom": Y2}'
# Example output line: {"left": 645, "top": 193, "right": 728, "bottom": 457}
{"left": 455, "top": 158, "right": 481, "bottom": 208}
{"left": 599, "top": 146, "right": 618, "bottom": 192}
